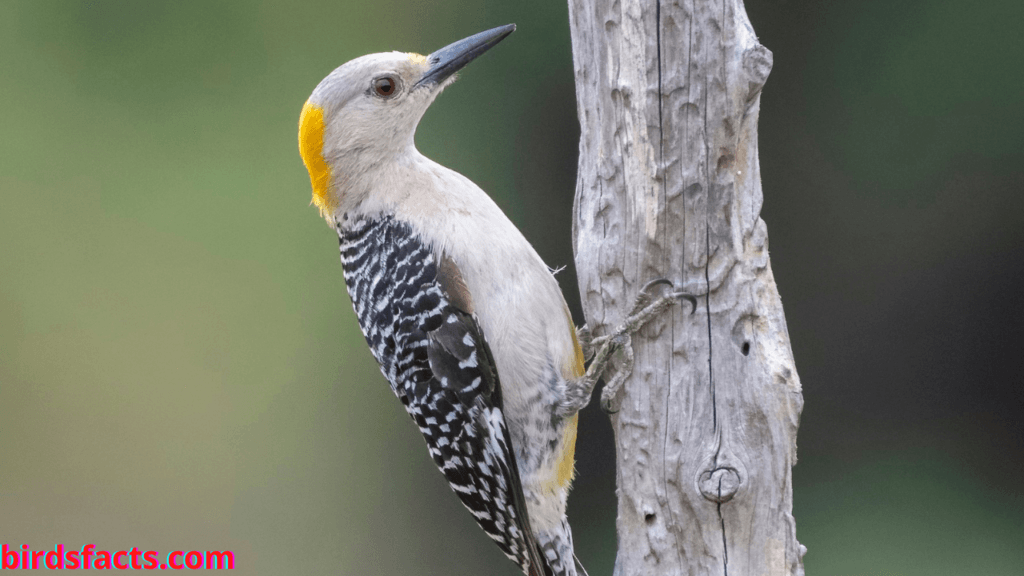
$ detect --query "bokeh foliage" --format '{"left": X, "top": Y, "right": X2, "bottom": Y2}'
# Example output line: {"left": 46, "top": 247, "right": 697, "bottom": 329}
{"left": 1, "top": 0, "right": 1021, "bottom": 574}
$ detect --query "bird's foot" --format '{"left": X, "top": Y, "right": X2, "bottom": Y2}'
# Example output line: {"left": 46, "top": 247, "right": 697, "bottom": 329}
{"left": 558, "top": 279, "right": 698, "bottom": 417}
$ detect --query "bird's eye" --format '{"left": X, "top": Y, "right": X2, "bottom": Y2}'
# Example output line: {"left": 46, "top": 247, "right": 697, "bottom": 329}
{"left": 373, "top": 76, "right": 400, "bottom": 99}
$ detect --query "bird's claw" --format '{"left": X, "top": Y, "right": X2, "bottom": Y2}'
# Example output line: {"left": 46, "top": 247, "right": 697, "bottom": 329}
{"left": 598, "top": 279, "right": 701, "bottom": 414}
{"left": 598, "top": 333, "right": 632, "bottom": 414}
{"left": 634, "top": 277, "right": 698, "bottom": 317}
{"left": 567, "top": 279, "right": 702, "bottom": 418}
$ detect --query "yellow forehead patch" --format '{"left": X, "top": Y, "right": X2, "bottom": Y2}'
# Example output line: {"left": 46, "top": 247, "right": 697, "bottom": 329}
{"left": 406, "top": 52, "right": 428, "bottom": 65}
{"left": 298, "top": 100, "right": 334, "bottom": 218}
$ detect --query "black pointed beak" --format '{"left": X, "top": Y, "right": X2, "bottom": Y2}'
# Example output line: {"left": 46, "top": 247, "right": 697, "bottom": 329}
{"left": 415, "top": 24, "right": 515, "bottom": 87}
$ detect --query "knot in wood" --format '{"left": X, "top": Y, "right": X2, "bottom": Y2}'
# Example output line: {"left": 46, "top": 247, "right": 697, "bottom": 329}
{"left": 698, "top": 467, "right": 741, "bottom": 503}
{"left": 742, "top": 44, "right": 773, "bottom": 102}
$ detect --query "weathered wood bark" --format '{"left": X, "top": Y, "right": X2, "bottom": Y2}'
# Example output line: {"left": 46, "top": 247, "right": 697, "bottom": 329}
{"left": 568, "top": 1, "right": 805, "bottom": 574}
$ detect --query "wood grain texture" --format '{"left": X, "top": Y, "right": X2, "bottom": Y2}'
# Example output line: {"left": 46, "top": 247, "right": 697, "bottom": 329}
{"left": 567, "top": 0, "right": 805, "bottom": 574}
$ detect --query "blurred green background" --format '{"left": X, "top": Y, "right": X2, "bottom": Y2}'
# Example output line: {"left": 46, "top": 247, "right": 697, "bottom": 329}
{"left": 1, "top": 0, "right": 1021, "bottom": 574}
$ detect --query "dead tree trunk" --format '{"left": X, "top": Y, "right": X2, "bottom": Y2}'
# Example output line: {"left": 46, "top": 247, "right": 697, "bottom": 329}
{"left": 568, "top": 1, "right": 805, "bottom": 574}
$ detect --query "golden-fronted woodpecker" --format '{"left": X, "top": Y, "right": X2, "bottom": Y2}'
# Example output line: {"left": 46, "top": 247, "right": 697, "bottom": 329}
{"left": 297, "top": 24, "right": 694, "bottom": 576}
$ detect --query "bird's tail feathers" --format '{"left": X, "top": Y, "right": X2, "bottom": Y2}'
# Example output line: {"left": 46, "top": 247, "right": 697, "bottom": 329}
{"left": 572, "top": 551, "right": 589, "bottom": 576}
{"left": 535, "top": 518, "right": 578, "bottom": 576}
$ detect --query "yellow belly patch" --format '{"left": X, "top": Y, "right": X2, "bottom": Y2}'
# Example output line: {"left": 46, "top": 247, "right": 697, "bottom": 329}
{"left": 298, "top": 100, "right": 333, "bottom": 218}
{"left": 556, "top": 413, "right": 578, "bottom": 488}
{"left": 554, "top": 310, "right": 585, "bottom": 489}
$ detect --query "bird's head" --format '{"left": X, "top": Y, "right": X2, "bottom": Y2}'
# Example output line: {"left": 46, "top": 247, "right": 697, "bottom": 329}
{"left": 298, "top": 24, "right": 515, "bottom": 219}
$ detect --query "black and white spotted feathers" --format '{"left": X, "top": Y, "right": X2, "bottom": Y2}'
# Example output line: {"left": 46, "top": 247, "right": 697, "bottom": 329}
{"left": 337, "top": 214, "right": 549, "bottom": 576}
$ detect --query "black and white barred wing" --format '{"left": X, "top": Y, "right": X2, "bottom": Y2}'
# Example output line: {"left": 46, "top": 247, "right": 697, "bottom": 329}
{"left": 337, "top": 215, "right": 547, "bottom": 576}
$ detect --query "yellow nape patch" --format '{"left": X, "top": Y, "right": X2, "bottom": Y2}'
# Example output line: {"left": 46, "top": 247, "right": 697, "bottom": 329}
{"left": 406, "top": 52, "right": 428, "bottom": 65}
{"left": 298, "top": 100, "right": 334, "bottom": 219}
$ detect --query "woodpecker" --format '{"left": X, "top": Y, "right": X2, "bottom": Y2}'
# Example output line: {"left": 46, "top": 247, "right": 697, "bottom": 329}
{"left": 298, "top": 25, "right": 694, "bottom": 576}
